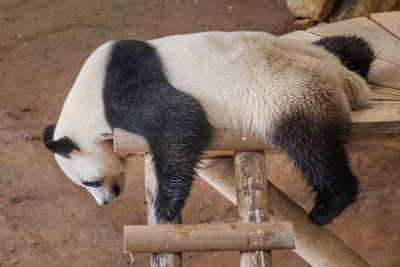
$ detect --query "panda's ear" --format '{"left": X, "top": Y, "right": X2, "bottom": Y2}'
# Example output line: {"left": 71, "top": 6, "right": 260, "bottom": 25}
{"left": 42, "top": 123, "right": 80, "bottom": 158}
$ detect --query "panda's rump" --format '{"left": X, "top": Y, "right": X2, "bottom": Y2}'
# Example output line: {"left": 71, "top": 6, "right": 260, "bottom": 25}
{"left": 149, "top": 31, "right": 351, "bottom": 140}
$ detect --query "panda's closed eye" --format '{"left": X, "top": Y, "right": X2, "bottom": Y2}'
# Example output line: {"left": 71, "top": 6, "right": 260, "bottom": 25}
{"left": 82, "top": 180, "right": 103, "bottom": 188}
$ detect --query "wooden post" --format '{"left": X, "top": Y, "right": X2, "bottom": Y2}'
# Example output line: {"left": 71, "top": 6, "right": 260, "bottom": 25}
{"left": 124, "top": 222, "right": 294, "bottom": 253}
{"left": 144, "top": 153, "right": 182, "bottom": 267}
{"left": 235, "top": 151, "right": 272, "bottom": 267}
{"left": 199, "top": 157, "right": 371, "bottom": 267}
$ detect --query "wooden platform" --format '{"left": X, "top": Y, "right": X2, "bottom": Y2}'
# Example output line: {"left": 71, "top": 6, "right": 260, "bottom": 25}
{"left": 109, "top": 11, "right": 400, "bottom": 158}
{"left": 113, "top": 11, "right": 400, "bottom": 267}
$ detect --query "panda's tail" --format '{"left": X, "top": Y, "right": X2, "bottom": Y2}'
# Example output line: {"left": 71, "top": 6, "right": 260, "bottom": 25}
{"left": 313, "top": 35, "right": 374, "bottom": 110}
{"left": 312, "top": 35, "right": 375, "bottom": 80}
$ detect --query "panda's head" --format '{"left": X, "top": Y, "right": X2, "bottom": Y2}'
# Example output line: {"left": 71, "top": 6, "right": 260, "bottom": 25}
{"left": 42, "top": 124, "right": 125, "bottom": 205}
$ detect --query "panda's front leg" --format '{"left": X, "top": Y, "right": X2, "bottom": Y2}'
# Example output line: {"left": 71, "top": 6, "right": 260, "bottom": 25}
{"left": 138, "top": 89, "right": 212, "bottom": 222}
{"left": 147, "top": 124, "right": 211, "bottom": 222}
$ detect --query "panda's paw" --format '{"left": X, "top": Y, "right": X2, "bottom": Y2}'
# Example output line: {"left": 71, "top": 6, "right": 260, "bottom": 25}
{"left": 154, "top": 194, "right": 184, "bottom": 223}
{"left": 308, "top": 204, "right": 338, "bottom": 226}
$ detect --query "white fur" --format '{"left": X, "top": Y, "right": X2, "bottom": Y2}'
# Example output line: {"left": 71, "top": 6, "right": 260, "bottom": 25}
{"left": 53, "top": 41, "right": 124, "bottom": 205}
{"left": 149, "top": 31, "right": 370, "bottom": 138}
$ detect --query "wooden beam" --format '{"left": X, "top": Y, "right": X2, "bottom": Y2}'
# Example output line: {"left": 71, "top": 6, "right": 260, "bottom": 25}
{"left": 235, "top": 151, "right": 272, "bottom": 266}
{"left": 112, "top": 129, "right": 400, "bottom": 157}
{"left": 198, "top": 158, "right": 371, "bottom": 267}
{"left": 124, "top": 222, "right": 294, "bottom": 253}
{"left": 144, "top": 153, "right": 182, "bottom": 267}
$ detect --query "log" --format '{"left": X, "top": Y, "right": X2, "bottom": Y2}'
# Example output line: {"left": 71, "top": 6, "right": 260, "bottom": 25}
{"left": 198, "top": 157, "right": 371, "bottom": 267}
{"left": 144, "top": 153, "right": 182, "bottom": 267}
{"left": 112, "top": 129, "right": 400, "bottom": 158}
{"left": 124, "top": 222, "right": 294, "bottom": 253}
{"left": 235, "top": 151, "right": 272, "bottom": 267}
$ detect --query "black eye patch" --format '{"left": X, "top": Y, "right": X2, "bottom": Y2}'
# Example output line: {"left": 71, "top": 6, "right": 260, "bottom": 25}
{"left": 82, "top": 180, "right": 103, "bottom": 188}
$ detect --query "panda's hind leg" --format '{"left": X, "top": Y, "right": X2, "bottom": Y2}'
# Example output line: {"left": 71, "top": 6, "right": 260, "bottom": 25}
{"left": 271, "top": 111, "right": 358, "bottom": 225}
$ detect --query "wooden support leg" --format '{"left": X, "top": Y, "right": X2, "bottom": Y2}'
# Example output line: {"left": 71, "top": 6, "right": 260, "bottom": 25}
{"left": 144, "top": 153, "right": 182, "bottom": 267}
{"left": 199, "top": 157, "right": 371, "bottom": 267}
{"left": 235, "top": 151, "right": 272, "bottom": 267}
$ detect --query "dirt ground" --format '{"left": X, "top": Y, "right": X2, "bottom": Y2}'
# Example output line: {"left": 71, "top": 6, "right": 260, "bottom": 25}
{"left": 0, "top": 1, "right": 399, "bottom": 266}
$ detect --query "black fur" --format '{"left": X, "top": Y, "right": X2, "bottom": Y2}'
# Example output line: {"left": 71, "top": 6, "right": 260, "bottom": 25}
{"left": 112, "top": 183, "right": 121, "bottom": 197}
{"left": 82, "top": 180, "right": 103, "bottom": 188}
{"left": 103, "top": 40, "right": 212, "bottom": 222}
{"left": 312, "top": 35, "right": 375, "bottom": 79}
{"left": 42, "top": 124, "right": 80, "bottom": 158}
{"left": 271, "top": 112, "right": 358, "bottom": 225}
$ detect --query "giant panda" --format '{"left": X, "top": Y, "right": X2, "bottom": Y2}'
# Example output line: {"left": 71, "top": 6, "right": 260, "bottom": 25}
{"left": 42, "top": 31, "right": 375, "bottom": 226}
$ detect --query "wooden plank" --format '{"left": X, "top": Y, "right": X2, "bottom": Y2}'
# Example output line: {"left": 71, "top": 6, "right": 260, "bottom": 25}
{"left": 281, "top": 30, "right": 320, "bottom": 42}
{"left": 113, "top": 127, "right": 400, "bottom": 155}
{"left": 124, "top": 222, "right": 294, "bottom": 253}
{"left": 235, "top": 151, "right": 272, "bottom": 266}
{"left": 281, "top": 29, "right": 400, "bottom": 90}
{"left": 371, "top": 11, "right": 400, "bottom": 41}
{"left": 370, "top": 85, "right": 400, "bottom": 100}
{"left": 351, "top": 95, "right": 400, "bottom": 125}
{"left": 307, "top": 17, "right": 400, "bottom": 67}
{"left": 368, "top": 59, "right": 400, "bottom": 90}
{"left": 144, "top": 153, "right": 182, "bottom": 267}
{"left": 198, "top": 158, "right": 371, "bottom": 267}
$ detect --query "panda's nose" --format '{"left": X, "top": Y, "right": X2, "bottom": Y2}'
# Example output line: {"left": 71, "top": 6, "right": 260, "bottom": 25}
{"left": 102, "top": 201, "right": 109, "bottom": 205}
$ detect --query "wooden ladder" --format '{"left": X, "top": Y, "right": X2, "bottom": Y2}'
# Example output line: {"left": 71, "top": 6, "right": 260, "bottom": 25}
{"left": 122, "top": 151, "right": 294, "bottom": 267}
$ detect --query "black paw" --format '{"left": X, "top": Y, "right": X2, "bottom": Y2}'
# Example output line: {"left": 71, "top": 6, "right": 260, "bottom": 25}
{"left": 308, "top": 190, "right": 357, "bottom": 226}
{"left": 308, "top": 202, "right": 339, "bottom": 226}
{"left": 154, "top": 194, "right": 184, "bottom": 223}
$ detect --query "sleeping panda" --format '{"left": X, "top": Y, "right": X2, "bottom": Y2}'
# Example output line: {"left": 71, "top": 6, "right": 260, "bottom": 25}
{"left": 42, "top": 31, "right": 374, "bottom": 226}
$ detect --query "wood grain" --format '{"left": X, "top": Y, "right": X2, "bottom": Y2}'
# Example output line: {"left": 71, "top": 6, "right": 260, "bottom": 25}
{"left": 235, "top": 151, "right": 272, "bottom": 266}
{"left": 113, "top": 128, "right": 400, "bottom": 155}
{"left": 307, "top": 17, "right": 400, "bottom": 67}
{"left": 198, "top": 158, "right": 371, "bottom": 267}
{"left": 144, "top": 153, "right": 182, "bottom": 267}
{"left": 124, "top": 222, "right": 294, "bottom": 253}
{"left": 371, "top": 11, "right": 400, "bottom": 41}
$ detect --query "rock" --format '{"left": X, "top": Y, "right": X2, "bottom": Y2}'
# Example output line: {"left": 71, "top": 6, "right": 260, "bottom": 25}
{"left": 329, "top": 0, "right": 400, "bottom": 22}
{"left": 293, "top": 18, "right": 316, "bottom": 30}
{"left": 287, "top": 0, "right": 337, "bottom": 21}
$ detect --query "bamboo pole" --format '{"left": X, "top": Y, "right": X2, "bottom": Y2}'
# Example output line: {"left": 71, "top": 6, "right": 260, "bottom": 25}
{"left": 124, "top": 222, "right": 294, "bottom": 253}
{"left": 198, "top": 157, "right": 371, "bottom": 267}
{"left": 235, "top": 151, "right": 272, "bottom": 267}
{"left": 144, "top": 153, "right": 182, "bottom": 267}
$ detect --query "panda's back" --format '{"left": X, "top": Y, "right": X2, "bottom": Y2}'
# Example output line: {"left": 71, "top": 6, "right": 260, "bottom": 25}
{"left": 147, "top": 31, "right": 350, "bottom": 137}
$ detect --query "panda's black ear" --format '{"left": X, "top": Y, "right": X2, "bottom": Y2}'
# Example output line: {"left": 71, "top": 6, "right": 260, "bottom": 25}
{"left": 42, "top": 123, "right": 80, "bottom": 158}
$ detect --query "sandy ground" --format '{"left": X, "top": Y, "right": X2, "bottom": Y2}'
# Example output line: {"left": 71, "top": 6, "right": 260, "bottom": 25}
{"left": 0, "top": 1, "right": 399, "bottom": 266}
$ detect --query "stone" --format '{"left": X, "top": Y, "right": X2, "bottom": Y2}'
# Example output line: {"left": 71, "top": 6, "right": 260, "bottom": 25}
{"left": 329, "top": 0, "right": 400, "bottom": 22}
{"left": 293, "top": 18, "right": 316, "bottom": 30}
{"left": 287, "top": 0, "right": 336, "bottom": 21}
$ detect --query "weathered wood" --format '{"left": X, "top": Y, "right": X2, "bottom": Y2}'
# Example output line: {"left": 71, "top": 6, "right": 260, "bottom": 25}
{"left": 371, "top": 11, "right": 400, "bottom": 41}
{"left": 198, "top": 158, "right": 371, "bottom": 267}
{"left": 368, "top": 59, "right": 400, "bottom": 90}
{"left": 144, "top": 153, "right": 182, "bottom": 267}
{"left": 124, "top": 222, "right": 294, "bottom": 253}
{"left": 113, "top": 129, "right": 400, "bottom": 157}
{"left": 307, "top": 17, "right": 400, "bottom": 67}
{"left": 235, "top": 151, "right": 272, "bottom": 267}
{"left": 281, "top": 30, "right": 320, "bottom": 42}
